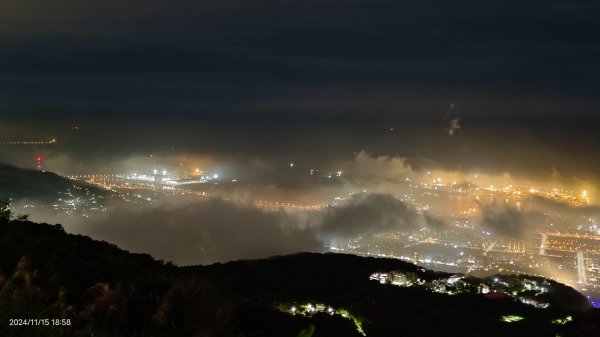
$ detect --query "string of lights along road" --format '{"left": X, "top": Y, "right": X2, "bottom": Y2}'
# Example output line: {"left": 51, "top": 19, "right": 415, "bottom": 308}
{"left": 0, "top": 138, "right": 57, "bottom": 145}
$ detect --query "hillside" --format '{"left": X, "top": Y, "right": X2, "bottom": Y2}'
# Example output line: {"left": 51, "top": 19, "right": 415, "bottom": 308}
{"left": 0, "top": 162, "right": 111, "bottom": 202}
{"left": 0, "top": 219, "right": 599, "bottom": 337}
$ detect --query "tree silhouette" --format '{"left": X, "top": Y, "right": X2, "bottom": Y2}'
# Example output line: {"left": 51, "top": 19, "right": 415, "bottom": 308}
{"left": 0, "top": 198, "right": 12, "bottom": 223}
{"left": 0, "top": 198, "right": 28, "bottom": 222}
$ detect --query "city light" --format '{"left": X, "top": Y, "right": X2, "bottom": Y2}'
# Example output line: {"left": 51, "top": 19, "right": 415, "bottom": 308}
{"left": 501, "top": 315, "right": 524, "bottom": 323}
{"left": 2, "top": 2, "right": 598, "bottom": 336}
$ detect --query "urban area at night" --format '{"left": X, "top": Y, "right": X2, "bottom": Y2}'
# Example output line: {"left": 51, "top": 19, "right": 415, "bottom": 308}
{"left": 2, "top": 1, "right": 600, "bottom": 336}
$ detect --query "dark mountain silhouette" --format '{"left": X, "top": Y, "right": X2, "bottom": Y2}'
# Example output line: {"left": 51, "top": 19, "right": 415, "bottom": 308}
{"left": 0, "top": 219, "right": 599, "bottom": 337}
{"left": 0, "top": 163, "right": 111, "bottom": 202}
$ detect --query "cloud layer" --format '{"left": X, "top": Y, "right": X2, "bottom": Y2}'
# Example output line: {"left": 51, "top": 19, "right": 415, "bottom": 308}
{"left": 65, "top": 192, "right": 445, "bottom": 265}
{"left": 77, "top": 198, "right": 319, "bottom": 265}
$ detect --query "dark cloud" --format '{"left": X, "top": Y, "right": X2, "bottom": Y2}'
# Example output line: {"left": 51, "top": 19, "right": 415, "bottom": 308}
{"left": 318, "top": 193, "right": 444, "bottom": 239}
{"left": 478, "top": 195, "right": 600, "bottom": 239}
{"left": 60, "top": 192, "right": 444, "bottom": 265}
{"left": 478, "top": 201, "right": 534, "bottom": 238}
{"left": 76, "top": 198, "right": 320, "bottom": 265}
{"left": 525, "top": 195, "right": 600, "bottom": 220}
{"left": 1, "top": 0, "right": 599, "bottom": 117}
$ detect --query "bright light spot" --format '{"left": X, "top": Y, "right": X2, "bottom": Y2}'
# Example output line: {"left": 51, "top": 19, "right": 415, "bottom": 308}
{"left": 552, "top": 316, "right": 572, "bottom": 325}
{"left": 501, "top": 315, "right": 524, "bottom": 323}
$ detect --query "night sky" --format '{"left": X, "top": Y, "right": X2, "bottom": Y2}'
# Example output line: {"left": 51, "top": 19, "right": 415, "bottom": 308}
{"left": 1, "top": 0, "right": 600, "bottom": 182}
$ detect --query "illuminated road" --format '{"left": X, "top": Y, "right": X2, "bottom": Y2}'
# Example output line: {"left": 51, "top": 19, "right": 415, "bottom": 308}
{"left": 0, "top": 138, "right": 57, "bottom": 145}
{"left": 70, "top": 175, "right": 323, "bottom": 211}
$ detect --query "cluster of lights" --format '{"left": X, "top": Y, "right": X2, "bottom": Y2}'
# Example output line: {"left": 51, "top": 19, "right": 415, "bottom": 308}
{"left": 281, "top": 303, "right": 365, "bottom": 336}
{"left": 371, "top": 271, "right": 551, "bottom": 309}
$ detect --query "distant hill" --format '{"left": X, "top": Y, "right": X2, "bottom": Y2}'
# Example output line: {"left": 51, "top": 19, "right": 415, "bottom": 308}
{"left": 0, "top": 162, "right": 111, "bottom": 202}
{"left": 0, "top": 219, "right": 599, "bottom": 337}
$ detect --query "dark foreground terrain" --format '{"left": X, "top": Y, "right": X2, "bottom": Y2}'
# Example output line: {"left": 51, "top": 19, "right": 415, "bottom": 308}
{"left": 1, "top": 219, "right": 599, "bottom": 337}
{"left": 0, "top": 163, "right": 111, "bottom": 202}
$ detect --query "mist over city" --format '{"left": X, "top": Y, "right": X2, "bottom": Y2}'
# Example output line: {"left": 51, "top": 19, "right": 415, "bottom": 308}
{"left": 1, "top": 1, "right": 600, "bottom": 336}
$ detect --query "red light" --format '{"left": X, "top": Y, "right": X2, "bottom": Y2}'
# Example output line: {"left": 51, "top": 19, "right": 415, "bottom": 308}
{"left": 34, "top": 155, "right": 44, "bottom": 170}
